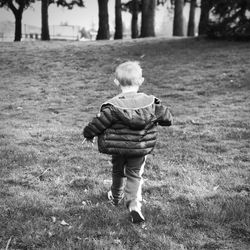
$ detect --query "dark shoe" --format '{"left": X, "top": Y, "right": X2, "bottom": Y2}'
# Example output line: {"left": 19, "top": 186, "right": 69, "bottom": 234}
{"left": 130, "top": 209, "right": 145, "bottom": 223}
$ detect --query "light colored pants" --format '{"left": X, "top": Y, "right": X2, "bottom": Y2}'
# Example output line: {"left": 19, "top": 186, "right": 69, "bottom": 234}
{"left": 111, "top": 155, "right": 147, "bottom": 210}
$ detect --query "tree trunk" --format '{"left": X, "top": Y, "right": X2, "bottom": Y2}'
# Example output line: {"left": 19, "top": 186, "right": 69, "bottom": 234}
{"left": 173, "top": 0, "right": 184, "bottom": 36}
{"left": 14, "top": 12, "right": 23, "bottom": 41}
{"left": 96, "top": 0, "right": 110, "bottom": 40}
{"left": 141, "top": 0, "right": 156, "bottom": 37}
{"left": 131, "top": 0, "right": 139, "bottom": 38}
{"left": 114, "top": 0, "right": 123, "bottom": 39}
{"left": 8, "top": 2, "right": 24, "bottom": 41}
{"left": 187, "top": 0, "right": 196, "bottom": 36}
{"left": 198, "top": 0, "right": 211, "bottom": 35}
{"left": 41, "top": 0, "right": 50, "bottom": 40}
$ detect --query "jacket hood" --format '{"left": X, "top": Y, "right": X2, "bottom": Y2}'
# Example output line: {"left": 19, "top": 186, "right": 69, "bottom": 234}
{"left": 102, "top": 92, "right": 156, "bottom": 130}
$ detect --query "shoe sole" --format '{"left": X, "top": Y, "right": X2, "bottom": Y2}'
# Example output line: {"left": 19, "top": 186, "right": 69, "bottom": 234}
{"left": 130, "top": 210, "right": 145, "bottom": 223}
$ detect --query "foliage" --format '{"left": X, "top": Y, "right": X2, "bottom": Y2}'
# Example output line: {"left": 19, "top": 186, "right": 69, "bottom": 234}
{"left": 0, "top": 0, "right": 35, "bottom": 9}
{"left": 122, "top": 0, "right": 171, "bottom": 13}
{"left": 122, "top": 0, "right": 141, "bottom": 13}
{"left": 53, "top": 0, "right": 84, "bottom": 9}
{"left": 0, "top": 0, "right": 84, "bottom": 13}
{"left": 207, "top": 0, "right": 250, "bottom": 40}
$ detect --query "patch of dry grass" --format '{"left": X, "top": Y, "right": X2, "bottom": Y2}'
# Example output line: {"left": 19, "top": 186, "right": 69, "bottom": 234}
{"left": 0, "top": 38, "right": 250, "bottom": 249}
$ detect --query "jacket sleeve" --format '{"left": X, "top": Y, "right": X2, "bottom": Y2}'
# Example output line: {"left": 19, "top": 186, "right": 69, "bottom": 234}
{"left": 154, "top": 98, "right": 173, "bottom": 126}
{"left": 83, "top": 105, "right": 114, "bottom": 139}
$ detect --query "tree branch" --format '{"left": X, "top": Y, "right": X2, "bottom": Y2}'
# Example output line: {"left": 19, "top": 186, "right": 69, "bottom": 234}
{"left": 7, "top": 0, "right": 18, "bottom": 16}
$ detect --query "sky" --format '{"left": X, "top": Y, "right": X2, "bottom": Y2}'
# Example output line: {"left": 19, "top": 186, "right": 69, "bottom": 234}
{"left": 0, "top": 0, "right": 129, "bottom": 30}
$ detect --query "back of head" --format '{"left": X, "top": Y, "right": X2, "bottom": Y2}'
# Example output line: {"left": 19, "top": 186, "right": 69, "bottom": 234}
{"left": 115, "top": 61, "right": 142, "bottom": 87}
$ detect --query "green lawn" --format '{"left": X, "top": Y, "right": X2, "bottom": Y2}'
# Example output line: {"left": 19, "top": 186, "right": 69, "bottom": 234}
{"left": 0, "top": 38, "right": 250, "bottom": 249}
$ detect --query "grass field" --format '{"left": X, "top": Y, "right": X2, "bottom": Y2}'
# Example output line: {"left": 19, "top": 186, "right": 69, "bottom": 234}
{"left": 0, "top": 37, "right": 250, "bottom": 249}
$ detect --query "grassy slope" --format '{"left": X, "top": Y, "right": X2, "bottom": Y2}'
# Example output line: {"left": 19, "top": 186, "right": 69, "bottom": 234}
{"left": 0, "top": 38, "right": 250, "bottom": 249}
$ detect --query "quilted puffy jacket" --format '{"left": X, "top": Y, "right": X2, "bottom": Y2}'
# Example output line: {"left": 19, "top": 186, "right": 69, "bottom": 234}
{"left": 83, "top": 92, "right": 173, "bottom": 156}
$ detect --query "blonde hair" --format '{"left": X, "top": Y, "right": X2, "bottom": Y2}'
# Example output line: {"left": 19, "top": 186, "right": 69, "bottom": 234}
{"left": 115, "top": 61, "right": 142, "bottom": 86}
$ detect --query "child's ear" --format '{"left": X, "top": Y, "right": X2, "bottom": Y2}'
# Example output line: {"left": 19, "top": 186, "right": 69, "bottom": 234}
{"left": 138, "top": 77, "right": 144, "bottom": 86}
{"left": 114, "top": 78, "right": 120, "bottom": 86}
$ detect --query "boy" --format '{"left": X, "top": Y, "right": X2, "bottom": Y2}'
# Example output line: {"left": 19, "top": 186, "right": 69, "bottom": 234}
{"left": 83, "top": 61, "right": 173, "bottom": 223}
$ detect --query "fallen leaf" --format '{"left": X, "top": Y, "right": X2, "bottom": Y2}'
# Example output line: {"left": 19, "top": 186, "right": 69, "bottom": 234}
{"left": 48, "top": 231, "right": 55, "bottom": 238}
{"left": 60, "top": 220, "right": 69, "bottom": 226}
{"left": 51, "top": 216, "right": 56, "bottom": 223}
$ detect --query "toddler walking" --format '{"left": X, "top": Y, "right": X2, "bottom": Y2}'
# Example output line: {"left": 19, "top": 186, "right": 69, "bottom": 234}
{"left": 83, "top": 61, "right": 173, "bottom": 223}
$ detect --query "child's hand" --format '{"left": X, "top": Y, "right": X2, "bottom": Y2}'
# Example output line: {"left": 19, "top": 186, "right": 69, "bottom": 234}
{"left": 82, "top": 137, "right": 95, "bottom": 147}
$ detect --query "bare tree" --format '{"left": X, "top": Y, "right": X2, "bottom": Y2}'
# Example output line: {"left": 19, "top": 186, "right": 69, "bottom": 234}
{"left": 173, "top": 0, "right": 184, "bottom": 36}
{"left": 123, "top": 0, "right": 167, "bottom": 39}
{"left": 198, "top": 0, "right": 212, "bottom": 35}
{"left": 41, "top": 0, "right": 84, "bottom": 41}
{"left": 114, "top": 0, "right": 123, "bottom": 39}
{"left": 96, "top": 0, "right": 110, "bottom": 40}
{"left": 41, "top": 0, "right": 50, "bottom": 40}
{"left": 141, "top": 0, "right": 156, "bottom": 37}
{"left": 187, "top": 0, "right": 196, "bottom": 36}
{"left": 122, "top": 0, "right": 140, "bottom": 38}
{"left": 0, "top": 0, "right": 35, "bottom": 41}
{"left": 131, "top": 0, "right": 139, "bottom": 38}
